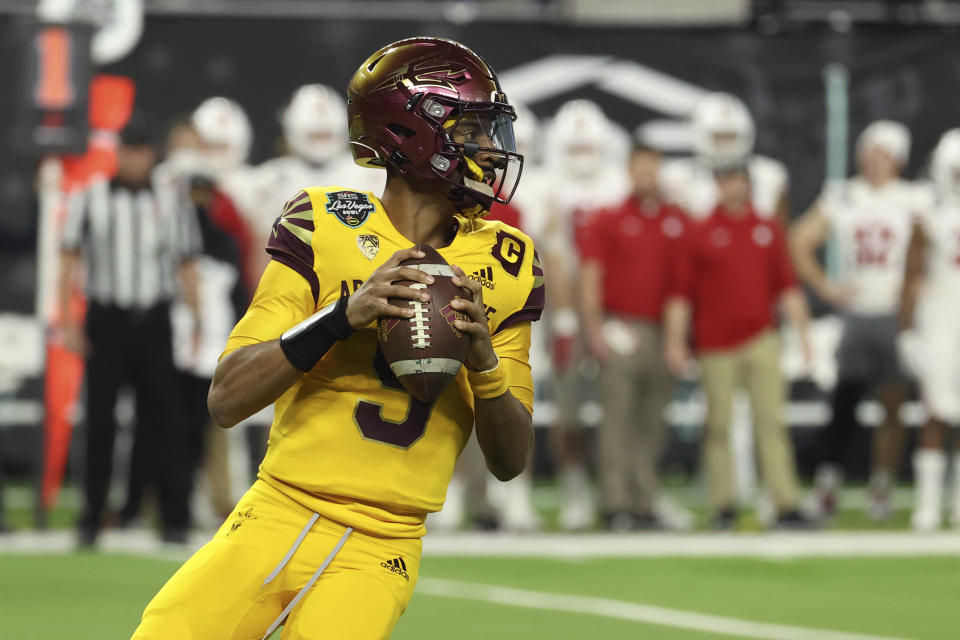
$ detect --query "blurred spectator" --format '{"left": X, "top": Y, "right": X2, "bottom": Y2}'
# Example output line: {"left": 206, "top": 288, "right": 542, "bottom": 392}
{"left": 58, "top": 116, "right": 202, "bottom": 546}
{"left": 791, "top": 121, "right": 923, "bottom": 521}
{"left": 578, "top": 143, "right": 690, "bottom": 531}
{"left": 540, "top": 100, "right": 631, "bottom": 530}
{"left": 901, "top": 129, "right": 960, "bottom": 531}
{"left": 664, "top": 165, "right": 811, "bottom": 530}
{"left": 660, "top": 92, "right": 790, "bottom": 225}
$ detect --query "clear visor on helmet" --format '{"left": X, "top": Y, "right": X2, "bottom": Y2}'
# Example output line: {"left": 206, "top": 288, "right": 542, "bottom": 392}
{"left": 442, "top": 107, "right": 523, "bottom": 205}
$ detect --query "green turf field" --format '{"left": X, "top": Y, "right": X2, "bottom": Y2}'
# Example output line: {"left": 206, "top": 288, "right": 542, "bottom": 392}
{"left": 1, "top": 552, "right": 956, "bottom": 639}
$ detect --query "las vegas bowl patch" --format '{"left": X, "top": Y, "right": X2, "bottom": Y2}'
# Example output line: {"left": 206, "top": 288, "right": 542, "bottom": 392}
{"left": 325, "top": 191, "right": 375, "bottom": 228}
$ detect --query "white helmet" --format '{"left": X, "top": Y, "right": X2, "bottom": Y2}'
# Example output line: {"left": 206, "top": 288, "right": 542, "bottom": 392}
{"left": 931, "top": 129, "right": 960, "bottom": 201}
{"left": 192, "top": 97, "right": 252, "bottom": 174}
{"left": 281, "top": 84, "right": 348, "bottom": 165}
{"left": 856, "top": 120, "right": 910, "bottom": 167}
{"left": 548, "top": 99, "right": 610, "bottom": 177}
{"left": 691, "top": 92, "right": 755, "bottom": 168}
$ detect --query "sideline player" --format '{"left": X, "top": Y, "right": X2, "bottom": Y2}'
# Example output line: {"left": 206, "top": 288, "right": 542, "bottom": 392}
{"left": 539, "top": 99, "right": 631, "bottom": 530}
{"left": 660, "top": 92, "right": 790, "bottom": 224}
{"left": 132, "top": 36, "right": 543, "bottom": 639}
{"left": 249, "top": 84, "right": 386, "bottom": 277}
{"left": 791, "top": 120, "right": 923, "bottom": 520}
{"left": 901, "top": 129, "right": 960, "bottom": 531}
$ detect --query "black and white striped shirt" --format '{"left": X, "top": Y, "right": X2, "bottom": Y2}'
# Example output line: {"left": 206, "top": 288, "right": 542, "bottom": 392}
{"left": 61, "top": 176, "right": 201, "bottom": 309}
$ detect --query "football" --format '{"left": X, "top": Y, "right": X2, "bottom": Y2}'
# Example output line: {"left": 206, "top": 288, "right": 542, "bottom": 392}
{"left": 377, "top": 244, "right": 471, "bottom": 402}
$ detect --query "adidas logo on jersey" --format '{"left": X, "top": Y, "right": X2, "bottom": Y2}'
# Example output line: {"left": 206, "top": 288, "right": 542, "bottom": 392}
{"left": 380, "top": 556, "right": 409, "bottom": 581}
{"left": 468, "top": 266, "right": 496, "bottom": 290}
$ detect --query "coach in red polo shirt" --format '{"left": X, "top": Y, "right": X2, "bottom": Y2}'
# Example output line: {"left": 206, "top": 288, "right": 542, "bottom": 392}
{"left": 580, "top": 144, "right": 689, "bottom": 531}
{"left": 664, "top": 165, "right": 812, "bottom": 530}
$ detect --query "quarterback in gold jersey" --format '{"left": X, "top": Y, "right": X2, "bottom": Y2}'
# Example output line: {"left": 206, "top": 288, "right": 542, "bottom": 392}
{"left": 132, "top": 37, "right": 543, "bottom": 640}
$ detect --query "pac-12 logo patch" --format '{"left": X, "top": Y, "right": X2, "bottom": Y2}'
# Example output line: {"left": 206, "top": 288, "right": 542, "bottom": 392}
{"left": 325, "top": 191, "right": 375, "bottom": 228}
{"left": 357, "top": 234, "right": 380, "bottom": 260}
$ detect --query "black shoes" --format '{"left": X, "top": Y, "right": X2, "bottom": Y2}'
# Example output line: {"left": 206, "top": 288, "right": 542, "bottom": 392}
{"left": 601, "top": 511, "right": 664, "bottom": 532}
{"left": 774, "top": 509, "right": 818, "bottom": 530}
{"left": 77, "top": 526, "right": 99, "bottom": 550}
{"left": 602, "top": 511, "right": 635, "bottom": 532}
{"left": 161, "top": 527, "right": 189, "bottom": 545}
{"left": 710, "top": 507, "right": 738, "bottom": 531}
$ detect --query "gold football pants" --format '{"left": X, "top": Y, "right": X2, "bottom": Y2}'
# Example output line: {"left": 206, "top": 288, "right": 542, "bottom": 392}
{"left": 132, "top": 479, "right": 420, "bottom": 640}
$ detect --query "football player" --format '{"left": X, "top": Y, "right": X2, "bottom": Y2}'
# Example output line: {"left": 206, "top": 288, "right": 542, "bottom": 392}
{"left": 901, "top": 129, "right": 960, "bottom": 531}
{"left": 182, "top": 99, "right": 261, "bottom": 522}
{"left": 660, "top": 92, "right": 790, "bottom": 224}
{"left": 132, "top": 37, "right": 543, "bottom": 640}
{"left": 539, "top": 99, "right": 631, "bottom": 530}
{"left": 249, "top": 84, "right": 386, "bottom": 277}
{"left": 791, "top": 120, "right": 924, "bottom": 520}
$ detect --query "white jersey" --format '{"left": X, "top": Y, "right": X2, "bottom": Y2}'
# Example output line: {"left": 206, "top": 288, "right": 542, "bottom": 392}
{"left": 540, "top": 164, "right": 632, "bottom": 261}
{"left": 821, "top": 177, "right": 925, "bottom": 316}
{"left": 248, "top": 153, "right": 385, "bottom": 246}
{"left": 507, "top": 163, "right": 553, "bottom": 389}
{"left": 172, "top": 257, "right": 241, "bottom": 378}
{"left": 912, "top": 186, "right": 960, "bottom": 422}
{"left": 659, "top": 155, "right": 787, "bottom": 220}
{"left": 215, "top": 164, "right": 261, "bottom": 225}
{"left": 510, "top": 164, "right": 551, "bottom": 242}
{"left": 916, "top": 187, "right": 960, "bottom": 330}
{"left": 153, "top": 157, "right": 249, "bottom": 378}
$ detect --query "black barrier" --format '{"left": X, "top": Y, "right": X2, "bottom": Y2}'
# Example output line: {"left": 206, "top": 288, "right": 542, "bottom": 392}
{"left": 2, "top": 18, "right": 958, "bottom": 227}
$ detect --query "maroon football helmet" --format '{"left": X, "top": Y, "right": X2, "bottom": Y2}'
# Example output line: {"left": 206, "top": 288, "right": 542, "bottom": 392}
{"left": 347, "top": 37, "right": 523, "bottom": 215}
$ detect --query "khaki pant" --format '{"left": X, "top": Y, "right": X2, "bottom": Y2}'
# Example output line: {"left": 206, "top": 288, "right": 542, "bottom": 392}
{"left": 598, "top": 319, "right": 674, "bottom": 515}
{"left": 700, "top": 330, "right": 799, "bottom": 511}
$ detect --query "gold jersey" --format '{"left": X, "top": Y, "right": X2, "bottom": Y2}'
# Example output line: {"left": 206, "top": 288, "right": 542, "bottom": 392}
{"left": 223, "top": 186, "right": 544, "bottom": 538}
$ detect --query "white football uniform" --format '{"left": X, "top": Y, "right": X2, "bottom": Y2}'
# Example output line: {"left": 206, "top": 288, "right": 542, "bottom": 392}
{"left": 538, "top": 163, "right": 631, "bottom": 427}
{"left": 659, "top": 155, "right": 787, "bottom": 220}
{"left": 821, "top": 177, "right": 925, "bottom": 316}
{"left": 508, "top": 164, "right": 552, "bottom": 391}
{"left": 915, "top": 189, "right": 960, "bottom": 421}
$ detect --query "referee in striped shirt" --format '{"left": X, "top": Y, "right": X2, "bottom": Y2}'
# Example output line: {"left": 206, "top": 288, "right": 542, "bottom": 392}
{"left": 59, "top": 118, "right": 202, "bottom": 546}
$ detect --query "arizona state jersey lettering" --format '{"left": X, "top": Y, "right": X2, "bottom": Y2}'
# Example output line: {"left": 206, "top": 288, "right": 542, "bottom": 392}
{"left": 223, "top": 186, "right": 544, "bottom": 538}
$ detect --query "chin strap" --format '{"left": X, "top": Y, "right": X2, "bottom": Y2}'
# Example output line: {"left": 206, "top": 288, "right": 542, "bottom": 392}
{"left": 455, "top": 157, "right": 490, "bottom": 231}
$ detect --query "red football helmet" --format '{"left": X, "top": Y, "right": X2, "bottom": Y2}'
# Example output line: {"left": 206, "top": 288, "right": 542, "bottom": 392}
{"left": 347, "top": 37, "right": 523, "bottom": 215}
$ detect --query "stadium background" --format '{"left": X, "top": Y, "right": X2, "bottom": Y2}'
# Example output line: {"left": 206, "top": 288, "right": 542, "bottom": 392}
{"left": 2, "top": 2, "right": 960, "bottom": 639}
{"left": 5, "top": 9, "right": 960, "bottom": 476}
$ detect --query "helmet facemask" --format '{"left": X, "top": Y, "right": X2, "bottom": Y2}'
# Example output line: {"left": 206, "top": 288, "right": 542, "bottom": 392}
{"left": 414, "top": 95, "right": 523, "bottom": 217}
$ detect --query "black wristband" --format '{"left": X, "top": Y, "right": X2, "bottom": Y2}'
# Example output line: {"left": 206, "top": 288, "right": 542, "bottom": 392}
{"left": 279, "top": 296, "right": 355, "bottom": 372}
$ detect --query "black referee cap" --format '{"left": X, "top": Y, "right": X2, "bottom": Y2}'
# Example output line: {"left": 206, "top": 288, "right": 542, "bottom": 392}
{"left": 119, "top": 113, "right": 154, "bottom": 147}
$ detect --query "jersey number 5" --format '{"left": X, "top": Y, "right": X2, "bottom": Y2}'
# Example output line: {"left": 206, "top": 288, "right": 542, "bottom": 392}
{"left": 353, "top": 348, "right": 435, "bottom": 448}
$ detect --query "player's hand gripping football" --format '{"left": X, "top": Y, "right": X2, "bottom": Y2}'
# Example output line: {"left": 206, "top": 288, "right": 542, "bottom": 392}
{"left": 346, "top": 249, "right": 435, "bottom": 329}
{"left": 449, "top": 265, "right": 498, "bottom": 372}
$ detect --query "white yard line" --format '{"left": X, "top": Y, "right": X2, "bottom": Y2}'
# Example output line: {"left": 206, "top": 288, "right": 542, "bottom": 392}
{"left": 422, "top": 531, "right": 960, "bottom": 558}
{"left": 3, "top": 529, "right": 960, "bottom": 559}
{"left": 416, "top": 577, "right": 909, "bottom": 640}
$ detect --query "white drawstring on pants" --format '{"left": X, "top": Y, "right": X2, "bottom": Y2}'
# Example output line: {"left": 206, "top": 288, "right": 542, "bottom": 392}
{"left": 260, "top": 512, "right": 353, "bottom": 640}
